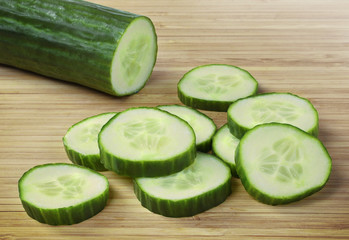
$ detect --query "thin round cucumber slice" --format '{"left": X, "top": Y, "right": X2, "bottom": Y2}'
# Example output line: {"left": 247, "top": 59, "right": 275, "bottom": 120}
{"left": 134, "top": 152, "right": 232, "bottom": 217}
{"left": 227, "top": 92, "right": 319, "bottom": 139}
{"left": 18, "top": 163, "right": 109, "bottom": 225}
{"left": 212, "top": 124, "right": 240, "bottom": 177}
{"left": 98, "top": 107, "right": 196, "bottom": 177}
{"left": 63, "top": 112, "right": 117, "bottom": 171}
{"left": 177, "top": 64, "right": 258, "bottom": 111}
{"left": 157, "top": 105, "right": 216, "bottom": 152}
{"left": 112, "top": 17, "right": 157, "bottom": 96}
{"left": 236, "top": 123, "right": 332, "bottom": 205}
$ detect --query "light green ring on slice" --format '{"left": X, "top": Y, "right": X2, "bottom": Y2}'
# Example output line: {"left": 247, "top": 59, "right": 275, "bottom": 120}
{"left": 134, "top": 152, "right": 232, "bottom": 217}
{"left": 63, "top": 112, "right": 117, "bottom": 171}
{"left": 177, "top": 64, "right": 258, "bottom": 111}
{"left": 212, "top": 124, "right": 240, "bottom": 177}
{"left": 235, "top": 123, "right": 332, "bottom": 205}
{"left": 98, "top": 107, "right": 196, "bottom": 177}
{"left": 18, "top": 163, "right": 109, "bottom": 225}
{"left": 157, "top": 104, "right": 217, "bottom": 152}
{"left": 227, "top": 92, "right": 319, "bottom": 139}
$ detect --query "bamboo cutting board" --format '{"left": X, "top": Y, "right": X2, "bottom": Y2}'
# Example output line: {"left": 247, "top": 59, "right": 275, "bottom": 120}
{"left": 1, "top": 0, "right": 348, "bottom": 239}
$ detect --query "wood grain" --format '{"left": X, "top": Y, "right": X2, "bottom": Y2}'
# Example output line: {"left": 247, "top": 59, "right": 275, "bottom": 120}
{"left": 1, "top": 0, "right": 348, "bottom": 239}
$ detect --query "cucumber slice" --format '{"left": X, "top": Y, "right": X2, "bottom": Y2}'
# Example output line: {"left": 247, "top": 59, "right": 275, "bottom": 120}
{"left": 63, "top": 112, "right": 117, "bottom": 171}
{"left": 236, "top": 123, "right": 332, "bottom": 205}
{"left": 212, "top": 124, "right": 240, "bottom": 177}
{"left": 227, "top": 92, "right": 319, "bottom": 138}
{"left": 134, "top": 152, "right": 232, "bottom": 217}
{"left": 177, "top": 64, "right": 258, "bottom": 111}
{"left": 18, "top": 163, "right": 109, "bottom": 225}
{"left": 98, "top": 107, "right": 196, "bottom": 177}
{"left": 157, "top": 105, "right": 216, "bottom": 152}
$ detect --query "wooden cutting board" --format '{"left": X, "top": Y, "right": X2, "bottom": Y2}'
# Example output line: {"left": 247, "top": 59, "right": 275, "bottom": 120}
{"left": 1, "top": 0, "right": 348, "bottom": 239}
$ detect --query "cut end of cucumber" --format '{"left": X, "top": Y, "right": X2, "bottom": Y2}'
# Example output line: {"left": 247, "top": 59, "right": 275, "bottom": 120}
{"left": 111, "top": 17, "right": 157, "bottom": 96}
{"left": 236, "top": 123, "right": 332, "bottom": 205}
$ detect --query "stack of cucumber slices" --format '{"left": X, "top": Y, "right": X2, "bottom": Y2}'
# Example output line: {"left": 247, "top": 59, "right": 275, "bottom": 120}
{"left": 18, "top": 63, "right": 332, "bottom": 224}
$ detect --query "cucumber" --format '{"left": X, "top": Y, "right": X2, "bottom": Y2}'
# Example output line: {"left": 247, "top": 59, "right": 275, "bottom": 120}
{"left": 177, "top": 64, "right": 258, "bottom": 111}
{"left": 235, "top": 123, "right": 332, "bottom": 205}
{"left": 63, "top": 112, "right": 116, "bottom": 171}
{"left": 98, "top": 107, "right": 196, "bottom": 177}
{"left": 212, "top": 124, "right": 240, "bottom": 177}
{"left": 227, "top": 92, "right": 319, "bottom": 138}
{"left": 134, "top": 152, "right": 232, "bottom": 217}
{"left": 18, "top": 163, "right": 109, "bottom": 225}
{"left": 0, "top": 0, "right": 157, "bottom": 96}
{"left": 157, "top": 105, "right": 216, "bottom": 152}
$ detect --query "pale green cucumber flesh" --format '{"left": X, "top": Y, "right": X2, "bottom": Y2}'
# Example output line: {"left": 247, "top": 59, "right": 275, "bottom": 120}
{"left": 134, "top": 152, "right": 232, "bottom": 217}
{"left": 212, "top": 124, "right": 240, "bottom": 177}
{"left": 236, "top": 123, "right": 331, "bottom": 205}
{"left": 63, "top": 112, "right": 117, "bottom": 171}
{"left": 0, "top": 0, "right": 157, "bottom": 96}
{"left": 227, "top": 92, "right": 319, "bottom": 138}
{"left": 99, "top": 107, "right": 196, "bottom": 177}
{"left": 178, "top": 64, "right": 258, "bottom": 111}
{"left": 18, "top": 163, "right": 109, "bottom": 225}
{"left": 157, "top": 105, "right": 216, "bottom": 152}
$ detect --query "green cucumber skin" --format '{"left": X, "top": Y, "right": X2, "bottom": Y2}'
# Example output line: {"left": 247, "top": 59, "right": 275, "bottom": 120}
{"left": 18, "top": 163, "right": 109, "bottom": 225}
{"left": 178, "top": 64, "right": 258, "bottom": 112}
{"left": 0, "top": 0, "right": 157, "bottom": 96}
{"left": 227, "top": 92, "right": 319, "bottom": 139}
{"left": 63, "top": 146, "right": 107, "bottom": 171}
{"left": 134, "top": 177, "right": 232, "bottom": 218}
{"left": 235, "top": 123, "right": 331, "bottom": 205}
{"left": 100, "top": 144, "right": 196, "bottom": 178}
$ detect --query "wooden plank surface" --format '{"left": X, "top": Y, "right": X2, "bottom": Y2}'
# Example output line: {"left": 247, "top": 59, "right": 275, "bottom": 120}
{"left": 1, "top": 0, "right": 348, "bottom": 239}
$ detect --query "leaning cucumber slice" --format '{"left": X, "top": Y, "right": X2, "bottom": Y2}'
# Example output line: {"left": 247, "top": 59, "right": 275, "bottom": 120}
{"left": 157, "top": 105, "right": 216, "bottom": 152}
{"left": 177, "top": 64, "right": 258, "bottom": 111}
{"left": 235, "top": 123, "right": 332, "bottom": 205}
{"left": 227, "top": 92, "right": 319, "bottom": 138}
{"left": 63, "top": 112, "right": 117, "bottom": 171}
{"left": 134, "top": 152, "right": 232, "bottom": 217}
{"left": 212, "top": 124, "right": 240, "bottom": 177}
{"left": 99, "top": 107, "right": 196, "bottom": 177}
{"left": 18, "top": 163, "right": 109, "bottom": 225}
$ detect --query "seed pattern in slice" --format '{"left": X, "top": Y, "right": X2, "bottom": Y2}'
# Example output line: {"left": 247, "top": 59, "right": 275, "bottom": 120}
{"left": 157, "top": 105, "right": 216, "bottom": 152}
{"left": 63, "top": 112, "right": 117, "bottom": 171}
{"left": 227, "top": 92, "right": 319, "bottom": 138}
{"left": 212, "top": 124, "right": 240, "bottom": 177}
{"left": 18, "top": 163, "right": 109, "bottom": 225}
{"left": 178, "top": 64, "right": 258, "bottom": 111}
{"left": 134, "top": 152, "right": 232, "bottom": 217}
{"left": 99, "top": 107, "right": 196, "bottom": 177}
{"left": 236, "top": 123, "right": 332, "bottom": 205}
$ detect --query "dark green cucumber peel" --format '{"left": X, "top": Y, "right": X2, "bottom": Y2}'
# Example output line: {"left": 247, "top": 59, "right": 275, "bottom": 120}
{"left": 0, "top": 0, "right": 157, "bottom": 96}
{"left": 134, "top": 177, "right": 232, "bottom": 217}
{"left": 235, "top": 123, "right": 331, "bottom": 205}
{"left": 63, "top": 146, "right": 106, "bottom": 171}
{"left": 98, "top": 107, "right": 197, "bottom": 177}
{"left": 227, "top": 92, "right": 319, "bottom": 139}
{"left": 177, "top": 64, "right": 258, "bottom": 112}
{"left": 18, "top": 163, "right": 109, "bottom": 225}
{"left": 100, "top": 146, "right": 196, "bottom": 178}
